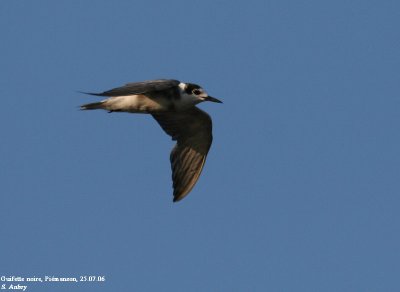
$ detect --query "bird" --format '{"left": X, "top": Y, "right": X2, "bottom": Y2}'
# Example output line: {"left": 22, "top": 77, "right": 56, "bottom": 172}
{"left": 80, "top": 79, "right": 222, "bottom": 202}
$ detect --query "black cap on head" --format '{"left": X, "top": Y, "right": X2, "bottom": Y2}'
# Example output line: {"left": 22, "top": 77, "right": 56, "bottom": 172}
{"left": 185, "top": 83, "right": 201, "bottom": 94}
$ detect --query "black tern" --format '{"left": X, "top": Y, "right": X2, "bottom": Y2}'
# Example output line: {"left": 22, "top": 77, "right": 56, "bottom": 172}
{"left": 80, "top": 79, "right": 222, "bottom": 202}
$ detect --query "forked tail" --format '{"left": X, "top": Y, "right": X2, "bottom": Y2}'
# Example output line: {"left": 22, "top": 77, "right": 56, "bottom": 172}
{"left": 80, "top": 101, "right": 105, "bottom": 110}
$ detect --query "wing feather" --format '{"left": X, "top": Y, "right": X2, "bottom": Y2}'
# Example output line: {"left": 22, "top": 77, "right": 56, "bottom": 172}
{"left": 85, "top": 79, "right": 180, "bottom": 97}
{"left": 152, "top": 107, "right": 213, "bottom": 202}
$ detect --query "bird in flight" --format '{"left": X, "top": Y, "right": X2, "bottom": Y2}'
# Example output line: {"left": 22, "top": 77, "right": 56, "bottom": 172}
{"left": 80, "top": 79, "right": 222, "bottom": 202}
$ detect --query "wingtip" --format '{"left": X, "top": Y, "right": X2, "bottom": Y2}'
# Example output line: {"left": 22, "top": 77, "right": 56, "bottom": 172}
{"left": 173, "top": 191, "right": 191, "bottom": 203}
{"left": 173, "top": 194, "right": 187, "bottom": 203}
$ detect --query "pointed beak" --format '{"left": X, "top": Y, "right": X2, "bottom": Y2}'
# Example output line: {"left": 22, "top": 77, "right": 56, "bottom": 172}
{"left": 205, "top": 96, "right": 223, "bottom": 103}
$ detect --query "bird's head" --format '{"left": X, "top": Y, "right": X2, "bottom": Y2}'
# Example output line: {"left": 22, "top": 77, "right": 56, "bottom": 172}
{"left": 179, "top": 82, "right": 223, "bottom": 105}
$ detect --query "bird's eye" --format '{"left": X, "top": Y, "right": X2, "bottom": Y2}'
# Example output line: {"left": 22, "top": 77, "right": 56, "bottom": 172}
{"left": 192, "top": 89, "right": 201, "bottom": 95}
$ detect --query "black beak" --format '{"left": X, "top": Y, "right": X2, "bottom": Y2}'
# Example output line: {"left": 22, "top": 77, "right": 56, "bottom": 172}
{"left": 205, "top": 96, "right": 223, "bottom": 103}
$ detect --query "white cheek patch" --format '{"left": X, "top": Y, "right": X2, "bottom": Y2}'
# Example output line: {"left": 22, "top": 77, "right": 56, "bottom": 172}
{"left": 181, "top": 92, "right": 198, "bottom": 102}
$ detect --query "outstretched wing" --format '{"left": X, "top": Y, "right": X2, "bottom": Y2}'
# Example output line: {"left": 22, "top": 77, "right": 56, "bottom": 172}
{"left": 84, "top": 79, "right": 180, "bottom": 97}
{"left": 152, "top": 107, "right": 213, "bottom": 202}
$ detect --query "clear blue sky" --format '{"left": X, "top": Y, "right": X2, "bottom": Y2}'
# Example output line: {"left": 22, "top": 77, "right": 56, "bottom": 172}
{"left": 1, "top": 0, "right": 399, "bottom": 291}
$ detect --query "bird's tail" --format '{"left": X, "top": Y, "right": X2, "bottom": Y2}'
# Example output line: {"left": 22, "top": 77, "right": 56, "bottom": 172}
{"left": 80, "top": 101, "right": 105, "bottom": 110}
